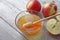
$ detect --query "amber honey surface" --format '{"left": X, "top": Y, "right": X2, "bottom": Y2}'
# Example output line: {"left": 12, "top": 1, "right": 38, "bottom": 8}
{"left": 17, "top": 14, "right": 43, "bottom": 35}
{"left": 16, "top": 14, "right": 44, "bottom": 40}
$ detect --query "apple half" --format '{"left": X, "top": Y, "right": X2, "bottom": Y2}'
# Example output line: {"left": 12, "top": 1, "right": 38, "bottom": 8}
{"left": 46, "top": 19, "right": 60, "bottom": 35}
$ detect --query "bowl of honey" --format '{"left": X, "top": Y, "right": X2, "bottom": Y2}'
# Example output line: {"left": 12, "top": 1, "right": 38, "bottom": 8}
{"left": 15, "top": 10, "right": 44, "bottom": 40}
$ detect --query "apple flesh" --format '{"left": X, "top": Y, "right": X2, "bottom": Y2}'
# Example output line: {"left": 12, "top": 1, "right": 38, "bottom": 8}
{"left": 42, "top": 2, "right": 57, "bottom": 17}
{"left": 54, "top": 22, "right": 60, "bottom": 34}
{"left": 56, "top": 15, "right": 60, "bottom": 21}
{"left": 46, "top": 19, "right": 57, "bottom": 35}
{"left": 46, "top": 19, "right": 60, "bottom": 35}
{"left": 26, "top": 0, "right": 41, "bottom": 14}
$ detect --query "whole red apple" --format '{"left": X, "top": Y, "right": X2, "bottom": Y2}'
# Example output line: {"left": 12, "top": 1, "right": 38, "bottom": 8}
{"left": 42, "top": 2, "right": 57, "bottom": 17}
{"left": 26, "top": 0, "right": 41, "bottom": 14}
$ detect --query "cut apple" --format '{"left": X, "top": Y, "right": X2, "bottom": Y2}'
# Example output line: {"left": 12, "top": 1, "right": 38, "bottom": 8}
{"left": 53, "top": 22, "right": 60, "bottom": 34}
{"left": 56, "top": 15, "right": 60, "bottom": 21}
{"left": 46, "top": 19, "right": 59, "bottom": 35}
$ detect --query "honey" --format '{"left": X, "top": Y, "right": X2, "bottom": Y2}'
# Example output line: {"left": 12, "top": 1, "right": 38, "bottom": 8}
{"left": 17, "top": 14, "right": 43, "bottom": 35}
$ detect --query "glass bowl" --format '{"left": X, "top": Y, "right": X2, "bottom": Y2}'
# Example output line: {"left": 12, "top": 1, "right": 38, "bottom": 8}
{"left": 15, "top": 10, "right": 44, "bottom": 40}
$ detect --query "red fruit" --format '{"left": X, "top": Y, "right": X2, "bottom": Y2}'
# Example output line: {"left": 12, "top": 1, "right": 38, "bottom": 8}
{"left": 26, "top": 0, "right": 41, "bottom": 14}
{"left": 53, "top": 5, "right": 57, "bottom": 11}
{"left": 42, "top": 2, "right": 57, "bottom": 17}
{"left": 42, "top": 6, "right": 51, "bottom": 17}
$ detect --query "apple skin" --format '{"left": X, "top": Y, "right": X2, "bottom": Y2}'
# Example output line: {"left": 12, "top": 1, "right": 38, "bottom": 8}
{"left": 26, "top": 0, "right": 41, "bottom": 14}
{"left": 42, "top": 2, "right": 57, "bottom": 17}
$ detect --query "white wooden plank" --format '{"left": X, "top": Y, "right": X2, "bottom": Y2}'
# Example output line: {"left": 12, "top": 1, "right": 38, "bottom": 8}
{"left": 0, "top": 18, "right": 26, "bottom": 40}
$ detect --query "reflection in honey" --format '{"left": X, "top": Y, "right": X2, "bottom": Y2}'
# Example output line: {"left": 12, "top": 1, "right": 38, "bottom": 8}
{"left": 17, "top": 14, "right": 43, "bottom": 40}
